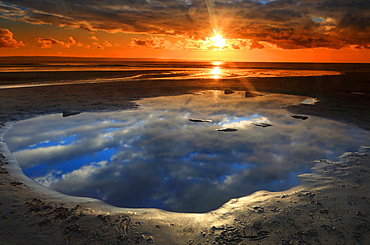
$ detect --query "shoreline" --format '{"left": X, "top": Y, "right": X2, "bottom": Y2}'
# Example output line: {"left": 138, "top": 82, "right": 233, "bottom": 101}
{"left": 1, "top": 72, "right": 370, "bottom": 244}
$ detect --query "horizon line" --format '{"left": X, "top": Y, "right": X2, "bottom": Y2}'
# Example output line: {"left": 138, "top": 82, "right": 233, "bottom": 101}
{"left": 0, "top": 56, "right": 369, "bottom": 64}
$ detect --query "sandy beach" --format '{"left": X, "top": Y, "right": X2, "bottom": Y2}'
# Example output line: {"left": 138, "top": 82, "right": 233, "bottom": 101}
{"left": 1, "top": 70, "right": 370, "bottom": 244}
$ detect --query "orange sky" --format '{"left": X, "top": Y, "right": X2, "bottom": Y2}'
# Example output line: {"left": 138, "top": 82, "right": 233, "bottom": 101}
{"left": 1, "top": 0, "right": 370, "bottom": 62}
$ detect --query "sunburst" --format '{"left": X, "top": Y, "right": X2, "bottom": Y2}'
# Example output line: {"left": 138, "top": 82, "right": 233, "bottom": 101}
{"left": 210, "top": 33, "right": 227, "bottom": 49}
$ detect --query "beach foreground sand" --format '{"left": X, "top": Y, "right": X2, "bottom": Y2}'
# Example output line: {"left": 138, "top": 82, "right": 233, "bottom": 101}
{"left": 1, "top": 71, "right": 370, "bottom": 244}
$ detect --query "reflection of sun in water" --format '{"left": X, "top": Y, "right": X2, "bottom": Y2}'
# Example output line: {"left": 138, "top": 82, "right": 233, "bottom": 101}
{"left": 212, "top": 66, "right": 222, "bottom": 79}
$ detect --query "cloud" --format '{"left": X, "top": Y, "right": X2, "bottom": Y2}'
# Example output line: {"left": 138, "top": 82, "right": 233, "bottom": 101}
{"left": 68, "top": 37, "right": 76, "bottom": 45}
{"left": 87, "top": 37, "right": 112, "bottom": 49}
{"left": 249, "top": 40, "right": 265, "bottom": 50}
{"left": 103, "top": 40, "right": 112, "bottom": 47}
{"left": 92, "top": 41, "right": 104, "bottom": 49}
{"left": 129, "top": 36, "right": 175, "bottom": 49}
{"left": 128, "top": 36, "right": 265, "bottom": 51}
{"left": 0, "top": 28, "right": 25, "bottom": 48}
{"left": 36, "top": 36, "right": 78, "bottom": 48}
{"left": 0, "top": 0, "right": 369, "bottom": 50}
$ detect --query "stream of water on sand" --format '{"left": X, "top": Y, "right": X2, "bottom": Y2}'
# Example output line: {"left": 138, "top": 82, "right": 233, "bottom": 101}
{"left": 5, "top": 91, "right": 370, "bottom": 212}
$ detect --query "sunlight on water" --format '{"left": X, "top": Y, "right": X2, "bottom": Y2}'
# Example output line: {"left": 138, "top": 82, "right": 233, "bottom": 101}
{"left": 0, "top": 61, "right": 344, "bottom": 89}
{"left": 5, "top": 91, "right": 370, "bottom": 212}
{"left": 211, "top": 66, "right": 222, "bottom": 79}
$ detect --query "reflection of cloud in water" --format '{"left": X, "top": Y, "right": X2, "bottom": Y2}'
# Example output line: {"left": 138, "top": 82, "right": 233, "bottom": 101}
{"left": 5, "top": 91, "right": 370, "bottom": 213}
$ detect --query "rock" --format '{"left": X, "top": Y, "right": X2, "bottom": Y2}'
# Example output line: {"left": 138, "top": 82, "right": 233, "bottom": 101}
{"left": 291, "top": 115, "right": 308, "bottom": 120}
{"left": 62, "top": 110, "right": 81, "bottom": 117}
{"left": 215, "top": 128, "right": 238, "bottom": 132}
{"left": 245, "top": 91, "right": 261, "bottom": 97}
{"left": 346, "top": 90, "right": 363, "bottom": 95}
{"left": 252, "top": 122, "right": 272, "bottom": 128}
{"left": 224, "top": 89, "right": 234, "bottom": 94}
{"left": 188, "top": 118, "right": 212, "bottom": 123}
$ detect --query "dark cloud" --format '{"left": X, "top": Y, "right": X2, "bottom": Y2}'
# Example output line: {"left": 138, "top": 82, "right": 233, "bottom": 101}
{"left": 79, "top": 25, "right": 94, "bottom": 33}
{"left": 0, "top": 0, "right": 369, "bottom": 49}
{"left": 0, "top": 0, "right": 367, "bottom": 49}
{"left": 0, "top": 28, "right": 24, "bottom": 48}
{"left": 6, "top": 91, "right": 370, "bottom": 212}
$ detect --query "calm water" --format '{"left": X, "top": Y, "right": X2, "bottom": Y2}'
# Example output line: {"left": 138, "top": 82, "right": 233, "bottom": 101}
{"left": 1, "top": 58, "right": 370, "bottom": 72}
{"left": 5, "top": 91, "right": 370, "bottom": 212}
{"left": 2, "top": 58, "right": 362, "bottom": 89}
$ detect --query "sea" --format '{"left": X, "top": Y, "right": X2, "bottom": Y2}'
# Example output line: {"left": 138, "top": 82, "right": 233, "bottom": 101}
{"left": 1, "top": 57, "right": 370, "bottom": 89}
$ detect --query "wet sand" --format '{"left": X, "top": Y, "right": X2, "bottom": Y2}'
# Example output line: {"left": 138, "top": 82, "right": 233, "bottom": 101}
{"left": 1, "top": 70, "right": 370, "bottom": 244}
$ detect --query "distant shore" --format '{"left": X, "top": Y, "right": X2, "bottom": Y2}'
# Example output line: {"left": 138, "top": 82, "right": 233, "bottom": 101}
{"left": 1, "top": 70, "right": 370, "bottom": 244}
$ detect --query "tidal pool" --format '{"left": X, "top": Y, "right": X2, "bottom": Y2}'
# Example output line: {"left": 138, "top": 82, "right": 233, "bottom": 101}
{"left": 5, "top": 91, "right": 370, "bottom": 213}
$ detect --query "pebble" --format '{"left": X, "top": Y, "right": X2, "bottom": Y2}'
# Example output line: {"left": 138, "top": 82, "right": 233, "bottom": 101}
{"left": 188, "top": 118, "right": 212, "bottom": 123}
{"left": 291, "top": 115, "right": 309, "bottom": 120}
{"left": 252, "top": 122, "right": 272, "bottom": 128}
{"left": 215, "top": 128, "right": 238, "bottom": 132}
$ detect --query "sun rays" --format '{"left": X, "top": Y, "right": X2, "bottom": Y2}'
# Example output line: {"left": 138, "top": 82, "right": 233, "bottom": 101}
{"left": 210, "top": 33, "right": 227, "bottom": 49}
{"left": 200, "top": 30, "right": 228, "bottom": 51}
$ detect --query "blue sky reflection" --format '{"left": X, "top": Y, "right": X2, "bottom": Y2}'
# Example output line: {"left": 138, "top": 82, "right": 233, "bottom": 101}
{"left": 5, "top": 91, "right": 370, "bottom": 213}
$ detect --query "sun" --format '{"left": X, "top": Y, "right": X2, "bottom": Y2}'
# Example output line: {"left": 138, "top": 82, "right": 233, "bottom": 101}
{"left": 201, "top": 31, "right": 228, "bottom": 51}
{"left": 210, "top": 33, "right": 227, "bottom": 49}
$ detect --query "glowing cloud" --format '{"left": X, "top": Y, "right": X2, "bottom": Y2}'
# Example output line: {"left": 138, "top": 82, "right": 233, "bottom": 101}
{"left": 36, "top": 37, "right": 78, "bottom": 48}
{"left": 0, "top": 28, "right": 24, "bottom": 48}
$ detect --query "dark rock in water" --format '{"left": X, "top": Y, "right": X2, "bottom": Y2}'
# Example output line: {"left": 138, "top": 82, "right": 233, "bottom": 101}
{"left": 345, "top": 90, "right": 363, "bottom": 94}
{"left": 62, "top": 110, "right": 81, "bottom": 117}
{"left": 245, "top": 91, "right": 261, "bottom": 98}
{"left": 291, "top": 115, "right": 308, "bottom": 120}
{"left": 188, "top": 118, "right": 212, "bottom": 123}
{"left": 215, "top": 128, "right": 239, "bottom": 132}
{"left": 224, "top": 89, "right": 235, "bottom": 94}
{"left": 253, "top": 122, "right": 272, "bottom": 128}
